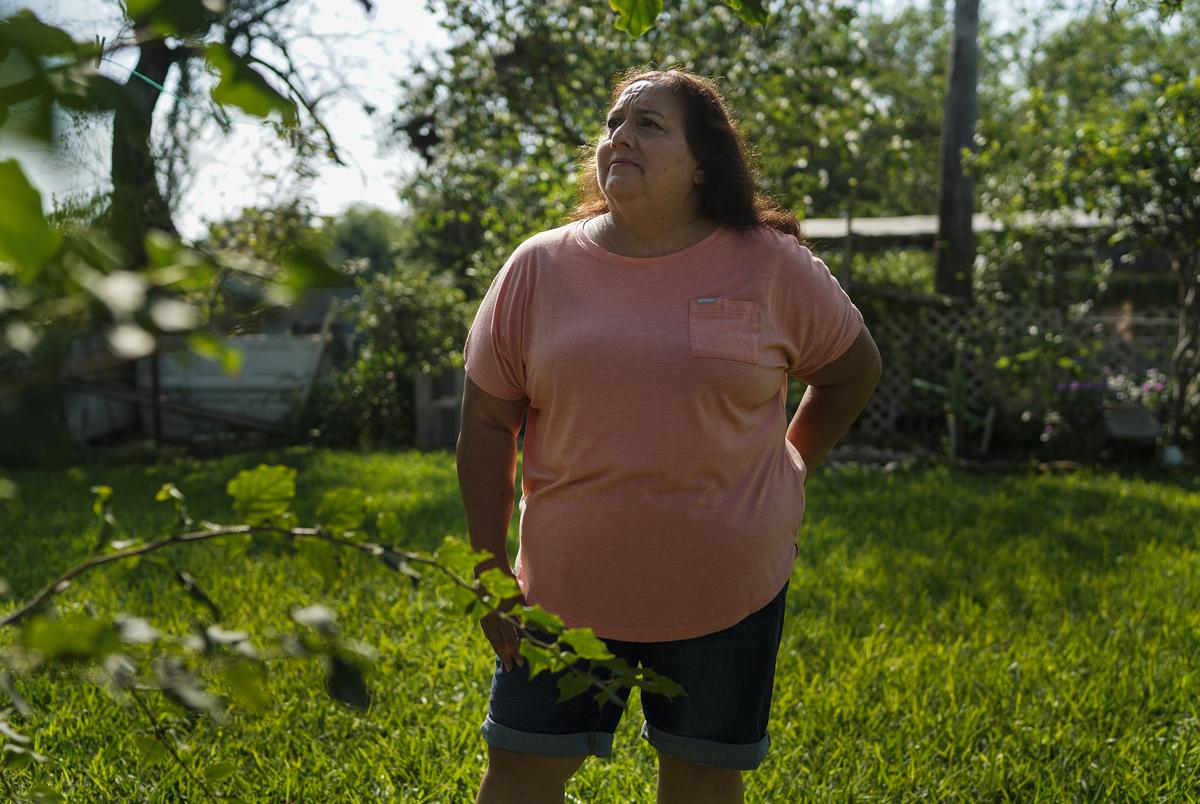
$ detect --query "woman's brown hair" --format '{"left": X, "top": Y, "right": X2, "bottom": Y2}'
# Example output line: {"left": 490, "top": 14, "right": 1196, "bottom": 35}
{"left": 570, "top": 66, "right": 803, "bottom": 243}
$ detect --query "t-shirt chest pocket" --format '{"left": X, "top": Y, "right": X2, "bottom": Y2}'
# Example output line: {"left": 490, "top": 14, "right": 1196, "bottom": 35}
{"left": 688, "top": 297, "right": 760, "bottom": 365}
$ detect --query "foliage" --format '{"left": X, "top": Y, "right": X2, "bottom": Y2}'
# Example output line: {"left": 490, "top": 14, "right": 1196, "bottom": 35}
{"left": 973, "top": 7, "right": 1199, "bottom": 446}
{"left": 2, "top": 451, "right": 1200, "bottom": 799}
{"left": 320, "top": 205, "right": 410, "bottom": 279}
{"left": 305, "top": 262, "right": 473, "bottom": 449}
{"left": 390, "top": 0, "right": 1025, "bottom": 301}
{"left": 0, "top": 458, "right": 683, "bottom": 800}
{"left": 0, "top": 2, "right": 349, "bottom": 415}
{"left": 196, "top": 201, "right": 333, "bottom": 334}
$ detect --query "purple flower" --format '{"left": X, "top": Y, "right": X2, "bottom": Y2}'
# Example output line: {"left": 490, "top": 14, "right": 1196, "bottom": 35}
{"left": 1070, "top": 381, "right": 1081, "bottom": 392}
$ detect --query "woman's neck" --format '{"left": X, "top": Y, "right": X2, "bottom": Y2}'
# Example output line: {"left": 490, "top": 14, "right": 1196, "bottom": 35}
{"left": 589, "top": 208, "right": 719, "bottom": 258}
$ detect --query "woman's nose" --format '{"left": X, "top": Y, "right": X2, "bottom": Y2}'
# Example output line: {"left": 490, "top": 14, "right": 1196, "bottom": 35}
{"left": 610, "top": 119, "right": 634, "bottom": 148}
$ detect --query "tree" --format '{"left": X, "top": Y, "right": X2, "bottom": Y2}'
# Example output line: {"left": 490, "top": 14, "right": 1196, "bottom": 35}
{"left": 389, "top": 0, "right": 1018, "bottom": 299}
{"left": 975, "top": 6, "right": 1200, "bottom": 447}
{"left": 934, "top": 0, "right": 980, "bottom": 302}
{"left": 102, "top": 0, "right": 352, "bottom": 266}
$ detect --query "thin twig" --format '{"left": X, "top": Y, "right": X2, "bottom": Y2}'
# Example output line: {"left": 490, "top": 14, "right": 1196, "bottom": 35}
{"left": 128, "top": 686, "right": 218, "bottom": 803}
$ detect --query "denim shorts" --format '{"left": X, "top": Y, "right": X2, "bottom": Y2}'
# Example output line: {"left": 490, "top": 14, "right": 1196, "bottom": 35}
{"left": 480, "top": 579, "right": 789, "bottom": 771}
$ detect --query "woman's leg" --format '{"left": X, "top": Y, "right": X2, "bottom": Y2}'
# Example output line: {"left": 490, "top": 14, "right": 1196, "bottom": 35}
{"left": 656, "top": 752, "right": 744, "bottom": 804}
{"left": 475, "top": 746, "right": 587, "bottom": 804}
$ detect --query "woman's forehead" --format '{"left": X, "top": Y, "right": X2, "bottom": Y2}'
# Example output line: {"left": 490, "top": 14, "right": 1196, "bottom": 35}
{"left": 611, "top": 80, "right": 675, "bottom": 111}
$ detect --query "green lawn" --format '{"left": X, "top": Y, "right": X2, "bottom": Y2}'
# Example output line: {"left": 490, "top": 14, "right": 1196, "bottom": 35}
{"left": 2, "top": 447, "right": 1199, "bottom": 801}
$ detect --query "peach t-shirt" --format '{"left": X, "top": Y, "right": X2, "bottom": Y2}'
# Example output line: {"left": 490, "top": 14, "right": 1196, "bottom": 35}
{"left": 463, "top": 219, "right": 864, "bottom": 642}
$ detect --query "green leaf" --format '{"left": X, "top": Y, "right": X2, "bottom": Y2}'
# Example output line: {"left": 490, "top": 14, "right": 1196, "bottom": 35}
{"left": 515, "top": 604, "right": 564, "bottom": 635}
{"left": 133, "top": 734, "right": 170, "bottom": 764}
{"left": 154, "top": 482, "right": 182, "bottom": 504}
{"left": 518, "top": 641, "right": 555, "bottom": 680}
{"left": 186, "top": 331, "right": 243, "bottom": 377}
{"left": 609, "top": 0, "right": 663, "bottom": 38}
{"left": 125, "top": 0, "right": 163, "bottom": 17}
{"left": 434, "top": 535, "right": 495, "bottom": 578}
{"left": 297, "top": 539, "right": 341, "bottom": 590}
{"left": 25, "top": 783, "right": 65, "bottom": 803}
{"left": 90, "top": 484, "right": 113, "bottom": 516}
{"left": 723, "top": 0, "right": 769, "bottom": 25}
{"left": 0, "top": 11, "right": 80, "bottom": 56}
{"left": 205, "top": 625, "right": 248, "bottom": 645}
{"left": 206, "top": 44, "right": 298, "bottom": 123}
{"left": 0, "top": 720, "right": 29, "bottom": 744}
{"left": 381, "top": 550, "right": 422, "bottom": 584}
{"left": 638, "top": 664, "right": 687, "bottom": 699}
{"left": 559, "top": 628, "right": 615, "bottom": 661}
{"left": 478, "top": 568, "right": 521, "bottom": 601}
{"left": 158, "top": 662, "right": 222, "bottom": 717}
{"left": 2, "top": 742, "right": 46, "bottom": 769}
{"left": 292, "top": 603, "right": 338, "bottom": 636}
{"left": 555, "top": 671, "right": 593, "bottom": 703}
{"left": 316, "top": 487, "right": 368, "bottom": 533}
{"left": 155, "top": 482, "right": 193, "bottom": 529}
{"left": 376, "top": 511, "right": 402, "bottom": 540}
{"left": 176, "top": 570, "right": 222, "bottom": 621}
{"left": 226, "top": 464, "right": 295, "bottom": 525}
{"left": 326, "top": 655, "right": 370, "bottom": 711}
{"left": 204, "top": 759, "right": 239, "bottom": 783}
{"left": 0, "top": 671, "right": 32, "bottom": 716}
{"left": 222, "top": 662, "right": 271, "bottom": 711}
{"left": 23, "top": 613, "right": 121, "bottom": 661}
{"left": 0, "top": 161, "right": 62, "bottom": 278}
{"left": 284, "top": 246, "right": 352, "bottom": 288}
{"left": 137, "top": 0, "right": 222, "bottom": 37}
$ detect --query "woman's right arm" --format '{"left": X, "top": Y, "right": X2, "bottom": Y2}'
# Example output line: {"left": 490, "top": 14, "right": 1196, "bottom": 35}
{"left": 456, "top": 375, "right": 530, "bottom": 671}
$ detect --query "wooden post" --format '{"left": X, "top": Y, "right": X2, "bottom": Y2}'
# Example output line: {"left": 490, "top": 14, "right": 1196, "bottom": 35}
{"left": 150, "top": 347, "right": 163, "bottom": 446}
{"left": 841, "top": 178, "right": 856, "bottom": 287}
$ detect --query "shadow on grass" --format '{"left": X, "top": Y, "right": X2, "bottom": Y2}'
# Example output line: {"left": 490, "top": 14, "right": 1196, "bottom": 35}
{"left": 798, "top": 464, "right": 1197, "bottom": 633}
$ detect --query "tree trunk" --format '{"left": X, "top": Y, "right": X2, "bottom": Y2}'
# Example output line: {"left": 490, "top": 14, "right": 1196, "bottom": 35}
{"left": 109, "top": 37, "right": 178, "bottom": 267}
{"left": 934, "top": 0, "right": 980, "bottom": 303}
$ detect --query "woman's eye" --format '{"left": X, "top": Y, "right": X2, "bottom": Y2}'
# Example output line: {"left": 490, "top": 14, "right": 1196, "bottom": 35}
{"left": 606, "top": 118, "right": 621, "bottom": 130}
{"left": 642, "top": 119, "right": 661, "bottom": 129}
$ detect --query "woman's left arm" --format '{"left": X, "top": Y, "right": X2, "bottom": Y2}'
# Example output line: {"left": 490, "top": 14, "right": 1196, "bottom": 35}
{"left": 785, "top": 323, "right": 882, "bottom": 473}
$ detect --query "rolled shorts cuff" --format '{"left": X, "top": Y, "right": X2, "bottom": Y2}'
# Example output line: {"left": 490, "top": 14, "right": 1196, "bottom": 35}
{"left": 481, "top": 716, "right": 615, "bottom": 758}
{"left": 641, "top": 721, "right": 770, "bottom": 771}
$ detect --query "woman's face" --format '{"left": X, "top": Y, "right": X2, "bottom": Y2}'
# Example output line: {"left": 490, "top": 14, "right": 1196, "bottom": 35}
{"left": 596, "top": 80, "right": 704, "bottom": 214}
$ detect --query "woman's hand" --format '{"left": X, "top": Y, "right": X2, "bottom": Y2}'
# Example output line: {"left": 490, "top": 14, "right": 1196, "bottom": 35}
{"left": 480, "top": 590, "right": 527, "bottom": 672}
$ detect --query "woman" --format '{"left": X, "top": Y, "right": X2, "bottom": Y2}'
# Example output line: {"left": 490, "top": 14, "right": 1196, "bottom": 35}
{"left": 457, "top": 67, "right": 881, "bottom": 803}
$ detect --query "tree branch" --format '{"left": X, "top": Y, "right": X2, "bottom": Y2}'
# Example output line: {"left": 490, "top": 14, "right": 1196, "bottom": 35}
{"left": 0, "top": 521, "right": 628, "bottom": 706}
{"left": 129, "top": 686, "right": 218, "bottom": 803}
{"left": 244, "top": 52, "right": 345, "bottom": 165}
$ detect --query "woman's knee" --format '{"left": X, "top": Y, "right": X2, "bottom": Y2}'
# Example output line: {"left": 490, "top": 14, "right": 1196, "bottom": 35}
{"left": 486, "top": 745, "right": 587, "bottom": 785}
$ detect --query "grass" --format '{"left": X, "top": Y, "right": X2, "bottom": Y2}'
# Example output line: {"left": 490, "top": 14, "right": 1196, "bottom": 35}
{"left": 2, "top": 446, "right": 1199, "bottom": 801}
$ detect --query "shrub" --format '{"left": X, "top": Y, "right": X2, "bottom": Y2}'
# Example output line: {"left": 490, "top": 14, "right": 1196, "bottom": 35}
{"left": 305, "top": 263, "right": 472, "bottom": 448}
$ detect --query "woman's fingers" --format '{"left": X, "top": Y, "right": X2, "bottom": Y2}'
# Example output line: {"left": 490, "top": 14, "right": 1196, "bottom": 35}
{"left": 502, "top": 618, "right": 525, "bottom": 668}
{"left": 481, "top": 610, "right": 525, "bottom": 671}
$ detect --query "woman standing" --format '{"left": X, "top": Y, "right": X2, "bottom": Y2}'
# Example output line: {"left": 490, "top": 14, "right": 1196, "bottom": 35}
{"left": 457, "top": 67, "right": 881, "bottom": 803}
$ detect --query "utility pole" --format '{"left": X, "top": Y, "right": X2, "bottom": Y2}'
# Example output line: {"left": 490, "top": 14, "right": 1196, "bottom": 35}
{"left": 934, "top": 0, "right": 980, "bottom": 303}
